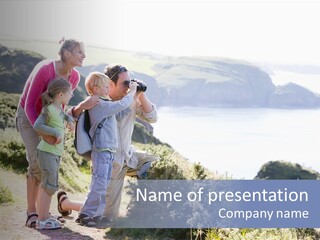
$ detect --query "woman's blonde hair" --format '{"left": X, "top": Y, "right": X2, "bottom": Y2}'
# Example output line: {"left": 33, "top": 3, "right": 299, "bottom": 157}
{"left": 58, "top": 38, "right": 84, "bottom": 61}
{"left": 85, "top": 71, "right": 110, "bottom": 95}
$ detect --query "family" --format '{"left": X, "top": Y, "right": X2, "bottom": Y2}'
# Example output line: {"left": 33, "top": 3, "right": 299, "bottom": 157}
{"left": 16, "top": 38, "right": 158, "bottom": 230}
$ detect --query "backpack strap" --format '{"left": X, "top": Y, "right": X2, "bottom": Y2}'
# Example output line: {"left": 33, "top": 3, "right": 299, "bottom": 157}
{"left": 91, "top": 118, "right": 107, "bottom": 144}
{"left": 90, "top": 97, "right": 110, "bottom": 143}
{"left": 83, "top": 110, "right": 91, "bottom": 141}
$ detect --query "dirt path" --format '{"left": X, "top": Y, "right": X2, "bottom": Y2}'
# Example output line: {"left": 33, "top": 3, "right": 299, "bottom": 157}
{"left": 0, "top": 168, "right": 115, "bottom": 240}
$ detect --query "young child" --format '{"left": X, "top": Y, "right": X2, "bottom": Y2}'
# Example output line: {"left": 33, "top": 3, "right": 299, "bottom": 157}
{"left": 77, "top": 72, "right": 137, "bottom": 227}
{"left": 33, "top": 79, "right": 75, "bottom": 230}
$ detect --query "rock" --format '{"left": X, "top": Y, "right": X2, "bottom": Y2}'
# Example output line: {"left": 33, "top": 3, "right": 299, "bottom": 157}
{"left": 269, "top": 83, "right": 320, "bottom": 108}
{"left": 254, "top": 160, "right": 320, "bottom": 180}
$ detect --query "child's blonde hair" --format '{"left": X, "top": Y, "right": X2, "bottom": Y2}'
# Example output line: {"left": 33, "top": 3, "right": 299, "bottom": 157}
{"left": 85, "top": 72, "right": 110, "bottom": 96}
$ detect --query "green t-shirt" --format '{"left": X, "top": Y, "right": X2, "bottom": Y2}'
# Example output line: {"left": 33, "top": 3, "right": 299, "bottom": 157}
{"left": 34, "top": 104, "right": 73, "bottom": 156}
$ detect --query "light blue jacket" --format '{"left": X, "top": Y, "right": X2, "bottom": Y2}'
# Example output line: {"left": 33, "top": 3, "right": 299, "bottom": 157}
{"left": 89, "top": 92, "right": 134, "bottom": 151}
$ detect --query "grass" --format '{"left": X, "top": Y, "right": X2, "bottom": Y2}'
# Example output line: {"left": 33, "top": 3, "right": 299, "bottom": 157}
{"left": 0, "top": 39, "right": 159, "bottom": 76}
{"left": 0, "top": 37, "right": 254, "bottom": 85}
{"left": 1, "top": 128, "right": 320, "bottom": 239}
{"left": 0, "top": 179, "right": 13, "bottom": 204}
{"left": 0, "top": 128, "right": 91, "bottom": 193}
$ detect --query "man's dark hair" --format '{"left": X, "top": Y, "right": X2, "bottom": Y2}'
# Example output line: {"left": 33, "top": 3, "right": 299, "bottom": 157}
{"left": 104, "top": 64, "right": 128, "bottom": 84}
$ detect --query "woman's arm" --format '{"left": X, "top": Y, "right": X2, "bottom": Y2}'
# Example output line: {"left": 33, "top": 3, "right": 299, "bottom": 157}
{"left": 69, "top": 95, "right": 100, "bottom": 118}
{"left": 25, "top": 66, "right": 51, "bottom": 125}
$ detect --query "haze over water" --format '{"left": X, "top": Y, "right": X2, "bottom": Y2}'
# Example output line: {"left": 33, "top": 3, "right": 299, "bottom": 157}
{"left": 153, "top": 107, "right": 320, "bottom": 179}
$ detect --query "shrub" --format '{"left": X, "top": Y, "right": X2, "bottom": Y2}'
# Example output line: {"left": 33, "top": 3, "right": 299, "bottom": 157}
{"left": 255, "top": 160, "right": 320, "bottom": 180}
{"left": 0, "top": 92, "right": 20, "bottom": 129}
{"left": 0, "top": 180, "right": 13, "bottom": 204}
{"left": 0, "top": 128, "right": 91, "bottom": 193}
{"left": 0, "top": 138, "right": 27, "bottom": 173}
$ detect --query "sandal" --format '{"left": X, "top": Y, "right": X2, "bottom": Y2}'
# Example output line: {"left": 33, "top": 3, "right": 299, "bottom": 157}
{"left": 55, "top": 215, "right": 66, "bottom": 224}
{"left": 49, "top": 212, "right": 66, "bottom": 224}
{"left": 26, "top": 213, "right": 38, "bottom": 228}
{"left": 57, "top": 191, "right": 72, "bottom": 216}
{"left": 76, "top": 214, "right": 100, "bottom": 227}
{"left": 80, "top": 216, "right": 99, "bottom": 227}
{"left": 36, "top": 217, "right": 62, "bottom": 230}
{"left": 75, "top": 213, "right": 88, "bottom": 224}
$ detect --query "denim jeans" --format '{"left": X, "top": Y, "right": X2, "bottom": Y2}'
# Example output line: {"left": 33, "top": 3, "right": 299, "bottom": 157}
{"left": 80, "top": 150, "right": 114, "bottom": 217}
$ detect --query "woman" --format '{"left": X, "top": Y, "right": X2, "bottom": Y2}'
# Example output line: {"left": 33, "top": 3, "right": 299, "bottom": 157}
{"left": 16, "top": 38, "right": 99, "bottom": 228}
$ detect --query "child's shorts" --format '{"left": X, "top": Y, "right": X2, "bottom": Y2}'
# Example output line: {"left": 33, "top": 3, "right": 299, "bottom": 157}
{"left": 36, "top": 150, "right": 61, "bottom": 196}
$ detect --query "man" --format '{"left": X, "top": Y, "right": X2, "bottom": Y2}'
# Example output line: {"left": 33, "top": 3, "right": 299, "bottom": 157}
{"left": 57, "top": 64, "right": 158, "bottom": 221}
{"left": 103, "top": 64, "right": 158, "bottom": 219}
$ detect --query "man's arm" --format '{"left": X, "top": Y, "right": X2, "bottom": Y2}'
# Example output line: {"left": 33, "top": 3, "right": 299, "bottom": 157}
{"left": 136, "top": 92, "right": 158, "bottom": 123}
{"left": 138, "top": 92, "right": 153, "bottom": 113}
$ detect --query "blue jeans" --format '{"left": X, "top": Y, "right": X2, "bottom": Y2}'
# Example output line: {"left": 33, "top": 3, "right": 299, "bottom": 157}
{"left": 80, "top": 151, "right": 114, "bottom": 217}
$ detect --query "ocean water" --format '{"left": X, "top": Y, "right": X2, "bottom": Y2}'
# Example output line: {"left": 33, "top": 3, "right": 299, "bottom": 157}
{"left": 153, "top": 107, "right": 320, "bottom": 179}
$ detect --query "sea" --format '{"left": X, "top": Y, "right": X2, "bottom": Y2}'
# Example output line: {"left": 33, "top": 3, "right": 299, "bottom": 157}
{"left": 153, "top": 106, "right": 320, "bottom": 179}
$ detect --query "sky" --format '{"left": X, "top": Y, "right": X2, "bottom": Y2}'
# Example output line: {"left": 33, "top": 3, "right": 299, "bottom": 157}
{"left": 1, "top": 0, "right": 320, "bottom": 65}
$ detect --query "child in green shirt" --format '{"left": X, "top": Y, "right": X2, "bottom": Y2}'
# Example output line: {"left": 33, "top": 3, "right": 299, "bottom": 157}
{"left": 33, "top": 79, "right": 74, "bottom": 230}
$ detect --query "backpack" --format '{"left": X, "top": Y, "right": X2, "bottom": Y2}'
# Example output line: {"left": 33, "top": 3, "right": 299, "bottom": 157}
{"left": 74, "top": 99, "right": 109, "bottom": 160}
{"left": 74, "top": 110, "right": 92, "bottom": 160}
